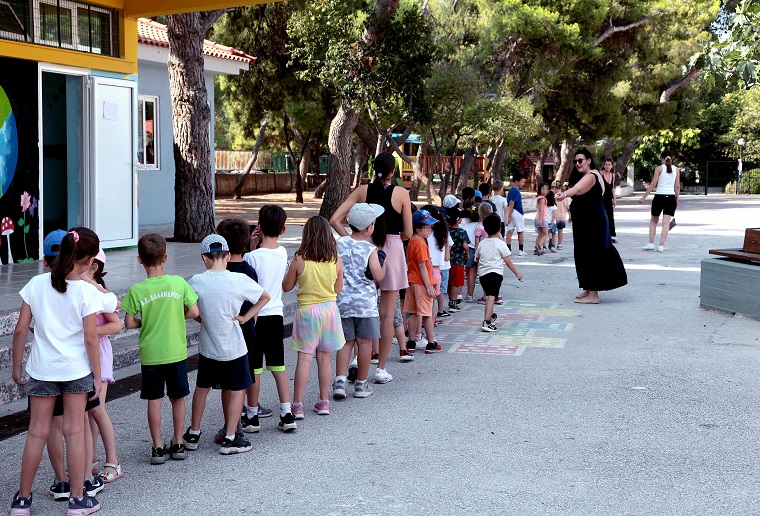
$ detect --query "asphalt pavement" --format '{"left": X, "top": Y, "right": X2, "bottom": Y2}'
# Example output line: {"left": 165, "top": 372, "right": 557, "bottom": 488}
{"left": 1, "top": 195, "right": 760, "bottom": 515}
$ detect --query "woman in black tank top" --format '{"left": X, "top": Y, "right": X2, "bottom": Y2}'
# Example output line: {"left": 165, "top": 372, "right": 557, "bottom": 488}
{"left": 329, "top": 152, "right": 412, "bottom": 382}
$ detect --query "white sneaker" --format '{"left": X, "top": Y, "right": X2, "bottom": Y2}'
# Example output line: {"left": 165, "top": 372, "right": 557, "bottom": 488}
{"left": 418, "top": 336, "right": 428, "bottom": 347}
{"left": 657, "top": 245, "right": 664, "bottom": 252}
{"left": 642, "top": 243, "right": 655, "bottom": 250}
{"left": 373, "top": 368, "right": 393, "bottom": 384}
{"left": 517, "top": 250, "right": 528, "bottom": 256}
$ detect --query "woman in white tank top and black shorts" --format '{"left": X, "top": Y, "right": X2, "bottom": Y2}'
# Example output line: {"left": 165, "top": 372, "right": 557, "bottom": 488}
{"left": 639, "top": 150, "right": 680, "bottom": 252}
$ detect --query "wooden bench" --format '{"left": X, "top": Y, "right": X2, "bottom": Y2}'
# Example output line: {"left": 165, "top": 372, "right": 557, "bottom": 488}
{"left": 701, "top": 229, "right": 760, "bottom": 319}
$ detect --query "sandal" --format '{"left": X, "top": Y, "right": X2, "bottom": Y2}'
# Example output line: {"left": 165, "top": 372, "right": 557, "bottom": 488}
{"left": 98, "top": 462, "right": 124, "bottom": 483}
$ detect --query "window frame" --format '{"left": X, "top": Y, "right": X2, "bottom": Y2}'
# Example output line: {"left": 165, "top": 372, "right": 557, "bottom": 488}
{"left": 33, "top": 0, "right": 113, "bottom": 55}
{"left": 137, "top": 94, "right": 160, "bottom": 171}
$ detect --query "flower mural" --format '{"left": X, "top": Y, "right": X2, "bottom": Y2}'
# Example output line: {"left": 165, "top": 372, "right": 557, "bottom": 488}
{"left": 16, "top": 190, "right": 36, "bottom": 262}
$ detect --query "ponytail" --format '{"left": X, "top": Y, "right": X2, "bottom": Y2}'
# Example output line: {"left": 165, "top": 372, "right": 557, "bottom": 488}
{"left": 665, "top": 162, "right": 673, "bottom": 174}
{"left": 50, "top": 227, "right": 100, "bottom": 293}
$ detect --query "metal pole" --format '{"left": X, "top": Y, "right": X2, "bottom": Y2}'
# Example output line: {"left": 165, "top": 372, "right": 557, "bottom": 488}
{"left": 705, "top": 161, "right": 708, "bottom": 196}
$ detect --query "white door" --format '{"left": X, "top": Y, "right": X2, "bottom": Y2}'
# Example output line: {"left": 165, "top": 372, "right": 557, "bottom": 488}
{"left": 90, "top": 77, "right": 137, "bottom": 248}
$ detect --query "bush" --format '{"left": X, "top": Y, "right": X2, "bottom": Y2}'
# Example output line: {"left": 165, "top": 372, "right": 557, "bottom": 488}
{"left": 725, "top": 169, "right": 760, "bottom": 194}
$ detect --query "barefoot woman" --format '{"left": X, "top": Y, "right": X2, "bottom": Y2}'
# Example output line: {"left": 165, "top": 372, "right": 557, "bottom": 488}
{"left": 556, "top": 149, "right": 627, "bottom": 304}
{"left": 331, "top": 153, "right": 412, "bottom": 382}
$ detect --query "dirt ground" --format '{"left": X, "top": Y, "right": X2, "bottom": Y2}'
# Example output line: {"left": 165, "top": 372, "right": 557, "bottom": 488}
{"left": 215, "top": 192, "right": 324, "bottom": 226}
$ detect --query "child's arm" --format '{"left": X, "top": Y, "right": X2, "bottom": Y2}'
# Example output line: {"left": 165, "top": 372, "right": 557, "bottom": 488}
{"left": 124, "top": 313, "right": 141, "bottom": 329}
{"left": 444, "top": 241, "right": 451, "bottom": 263}
{"left": 97, "top": 311, "right": 122, "bottom": 336}
{"left": 234, "top": 290, "right": 271, "bottom": 325}
{"left": 418, "top": 261, "right": 436, "bottom": 298}
{"left": 11, "top": 302, "right": 32, "bottom": 385}
{"left": 368, "top": 249, "right": 386, "bottom": 282}
{"left": 83, "top": 313, "right": 101, "bottom": 400}
{"left": 503, "top": 256, "right": 523, "bottom": 282}
{"left": 334, "top": 257, "right": 344, "bottom": 296}
{"left": 185, "top": 303, "right": 200, "bottom": 321}
{"left": 282, "top": 255, "right": 304, "bottom": 293}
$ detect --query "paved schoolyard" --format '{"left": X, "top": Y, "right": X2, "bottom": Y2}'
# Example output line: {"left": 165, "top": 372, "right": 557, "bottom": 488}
{"left": 1, "top": 195, "right": 759, "bottom": 515}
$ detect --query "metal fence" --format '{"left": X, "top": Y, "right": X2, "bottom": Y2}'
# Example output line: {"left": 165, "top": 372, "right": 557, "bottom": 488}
{"left": 676, "top": 161, "right": 760, "bottom": 195}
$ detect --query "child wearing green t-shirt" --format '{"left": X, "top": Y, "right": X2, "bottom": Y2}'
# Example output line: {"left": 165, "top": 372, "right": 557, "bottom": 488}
{"left": 122, "top": 234, "right": 199, "bottom": 465}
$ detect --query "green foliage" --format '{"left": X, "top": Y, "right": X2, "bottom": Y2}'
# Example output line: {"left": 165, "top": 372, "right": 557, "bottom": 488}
{"left": 700, "top": 0, "right": 760, "bottom": 88}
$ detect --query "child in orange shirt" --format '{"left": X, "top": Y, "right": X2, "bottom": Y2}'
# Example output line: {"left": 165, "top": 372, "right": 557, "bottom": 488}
{"left": 404, "top": 209, "right": 441, "bottom": 355}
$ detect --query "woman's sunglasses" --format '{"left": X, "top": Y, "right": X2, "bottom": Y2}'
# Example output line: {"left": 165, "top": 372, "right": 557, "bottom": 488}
{"left": 573, "top": 159, "right": 585, "bottom": 164}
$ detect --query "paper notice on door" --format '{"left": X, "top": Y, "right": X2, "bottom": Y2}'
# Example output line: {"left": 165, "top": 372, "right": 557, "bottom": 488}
{"left": 103, "top": 101, "right": 118, "bottom": 121}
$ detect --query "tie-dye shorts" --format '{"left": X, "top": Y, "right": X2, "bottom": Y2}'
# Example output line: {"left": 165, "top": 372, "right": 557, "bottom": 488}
{"left": 291, "top": 300, "right": 345, "bottom": 354}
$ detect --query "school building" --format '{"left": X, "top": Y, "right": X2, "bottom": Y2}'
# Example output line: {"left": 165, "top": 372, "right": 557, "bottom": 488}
{"left": 0, "top": 0, "right": 261, "bottom": 264}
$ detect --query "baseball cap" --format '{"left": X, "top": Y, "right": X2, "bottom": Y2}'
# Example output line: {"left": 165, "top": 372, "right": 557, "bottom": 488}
{"left": 201, "top": 234, "right": 229, "bottom": 254}
{"left": 443, "top": 194, "right": 460, "bottom": 208}
{"left": 474, "top": 190, "right": 483, "bottom": 199}
{"left": 43, "top": 230, "right": 67, "bottom": 257}
{"left": 94, "top": 249, "right": 106, "bottom": 265}
{"left": 347, "top": 203, "right": 385, "bottom": 231}
{"left": 412, "top": 209, "right": 439, "bottom": 225}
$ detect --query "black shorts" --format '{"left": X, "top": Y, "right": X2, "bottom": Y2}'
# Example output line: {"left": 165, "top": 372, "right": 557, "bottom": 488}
{"left": 196, "top": 354, "right": 253, "bottom": 391}
{"left": 500, "top": 222, "right": 506, "bottom": 237}
{"left": 140, "top": 360, "right": 190, "bottom": 400}
{"left": 250, "top": 315, "right": 286, "bottom": 375}
{"left": 479, "top": 272, "right": 504, "bottom": 297}
{"left": 556, "top": 221, "right": 566, "bottom": 230}
{"left": 651, "top": 194, "right": 677, "bottom": 217}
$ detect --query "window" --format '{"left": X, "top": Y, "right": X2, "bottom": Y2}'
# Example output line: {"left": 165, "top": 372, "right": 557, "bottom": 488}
{"left": 0, "top": 0, "right": 30, "bottom": 42}
{"left": 138, "top": 96, "right": 159, "bottom": 170}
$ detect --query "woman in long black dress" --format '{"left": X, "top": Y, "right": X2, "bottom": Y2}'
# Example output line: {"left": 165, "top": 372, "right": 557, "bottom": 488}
{"left": 556, "top": 148, "right": 627, "bottom": 304}
{"left": 601, "top": 158, "right": 617, "bottom": 242}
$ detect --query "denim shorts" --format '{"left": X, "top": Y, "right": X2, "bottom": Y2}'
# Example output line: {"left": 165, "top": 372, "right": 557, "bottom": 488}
{"left": 25, "top": 373, "right": 94, "bottom": 397}
{"left": 440, "top": 269, "right": 450, "bottom": 295}
{"left": 466, "top": 247, "right": 477, "bottom": 268}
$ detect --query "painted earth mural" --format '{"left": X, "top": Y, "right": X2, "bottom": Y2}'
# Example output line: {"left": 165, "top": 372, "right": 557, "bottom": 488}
{"left": 0, "top": 85, "right": 18, "bottom": 196}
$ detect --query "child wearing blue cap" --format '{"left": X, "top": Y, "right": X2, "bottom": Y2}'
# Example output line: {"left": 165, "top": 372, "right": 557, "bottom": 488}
{"left": 404, "top": 209, "right": 442, "bottom": 354}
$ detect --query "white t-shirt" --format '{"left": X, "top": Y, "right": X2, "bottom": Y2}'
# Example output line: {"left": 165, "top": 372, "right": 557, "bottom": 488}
{"left": 427, "top": 233, "right": 454, "bottom": 270}
{"left": 244, "top": 246, "right": 288, "bottom": 317}
{"left": 475, "top": 238, "right": 511, "bottom": 277}
{"left": 20, "top": 273, "right": 112, "bottom": 382}
{"left": 462, "top": 219, "right": 478, "bottom": 250}
{"left": 491, "top": 194, "right": 508, "bottom": 222}
{"left": 189, "top": 270, "right": 264, "bottom": 361}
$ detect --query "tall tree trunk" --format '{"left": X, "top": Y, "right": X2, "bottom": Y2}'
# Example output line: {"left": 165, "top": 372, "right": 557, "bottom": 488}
{"left": 456, "top": 147, "right": 476, "bottom": 193}
{"left": 283, "top": 114, "right": 310, "bottom": 204}
{"left": 167, "top": 11, "right": 225, "bottom": 242}
{"left": 353, "top": 138, "right": 367, "bottom": 188}
{"left": 604, "top": 138, "right": 616, "bottom": 159}
{"left": 234, "top": 113, "right": 270, "bottom": 199}
{"left": 491, "top": 147, "right": 507, "bottom": 182}
{"left": 555, "top": 139, "right": 575, "bottom": 183}
{"left": 319, "top": 100, "right": 360, "bottom": 218}
{"left": 616, "top": 136, "right": 639, "bottom": 185}
{"left": 409, "top": 138, "right": 430, "bottom": 202}
{"left": 297, "top": 145, "right": 310, "bottom": 202}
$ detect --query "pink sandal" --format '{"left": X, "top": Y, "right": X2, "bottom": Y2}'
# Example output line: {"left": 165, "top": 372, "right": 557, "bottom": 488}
{"left": 98, "top": 462, "right": 124, "bottom": 483}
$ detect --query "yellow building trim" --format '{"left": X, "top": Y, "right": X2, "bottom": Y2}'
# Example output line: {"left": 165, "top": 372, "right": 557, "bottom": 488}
{"left": 0, "top": 18, "right": 137, "bottom": 74}
{"left": 125, "top": 0, "right": 280, "bottom": 18}
{"left": 90, "top": 0, "right": 125, "bottom": 9}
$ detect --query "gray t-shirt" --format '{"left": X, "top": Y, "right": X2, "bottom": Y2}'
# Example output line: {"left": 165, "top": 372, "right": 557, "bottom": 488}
{"left": 337, "top": 236, "right": 379, "bottom": 318}
{"left": 189, "top": 269, "right": 264, "bottom": 361}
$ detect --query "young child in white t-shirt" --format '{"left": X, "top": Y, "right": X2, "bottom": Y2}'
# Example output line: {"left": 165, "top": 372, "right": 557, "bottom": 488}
{"left": 475, "top": 214, "right": 523, "bottom": 333}
{"left": 244, "top": 205, "right": 297, "bottom": 432}
{"left": 11, "top": 228, "right": 111, "bottom": 513}
{"left": 185, "top": 234, "right": 270, "bottom": 456}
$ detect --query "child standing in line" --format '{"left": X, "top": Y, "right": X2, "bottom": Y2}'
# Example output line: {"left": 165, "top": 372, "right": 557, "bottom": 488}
{"left": 283, "top": 216, "right": 345, "bottom": 418}
{"left": 404, "top": 209, "right": 441, "bottom": 354}
{"left": 446, "top": 208, "right": 469, "bottom": 313}
{"left": 122, "top": 234, "right": 199, "bottom": 465}
{"left": 184, "top": 235, "right": 269, "bottom": 455}
{"left": 474, "top": 203, "right": 503, "bottom": 304}
{"left": 552, "top": 180, "right": 569, "bottom": 250}
{"left": 334, "top": 203, "right": 386, "bottom": 398}
{"left": 491, "top": 181, "right": 509, "bottom": 237}
{"left": 476, "top": 214, "right": 523, "bottom": 332}
{"left": 546, "top": 192, "right": 559, "bottom": 253}
{"left": 505, "top": 173, "right": 528, "bottom": 256}
{"left": 244, "top": 206, "right": 297, "bottom": 432}
{"left": 423, "top": 205, "right": 451, "bottom": 324}
{"left": 82, "top": 250, "right": 125, "bottom": 484}
{"left": 461, "top": 200, "right": 480, "bottom": 303}
{"left": 11, "top": 228, "right": 109, "bottom": 514}
{"left": 534, "top": 182, "right": 550, "bottom": 255}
